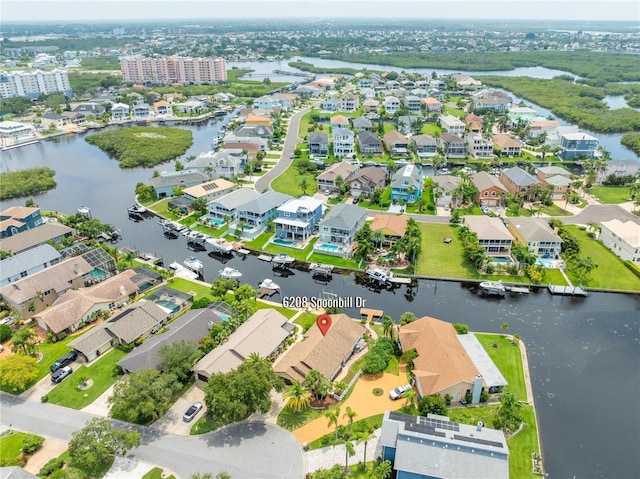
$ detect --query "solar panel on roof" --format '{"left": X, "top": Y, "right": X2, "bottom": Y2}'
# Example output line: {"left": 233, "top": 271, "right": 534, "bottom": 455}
{"left": 453, "top": 434, "right": 504, "bottom": 448}
{"left": 202, "top": 182, "right": 219, "bottom": 191}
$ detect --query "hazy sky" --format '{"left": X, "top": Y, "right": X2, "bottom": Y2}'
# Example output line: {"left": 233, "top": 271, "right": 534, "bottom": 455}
{"left": 2, "top": 0, "right": 639, "bottom": 23}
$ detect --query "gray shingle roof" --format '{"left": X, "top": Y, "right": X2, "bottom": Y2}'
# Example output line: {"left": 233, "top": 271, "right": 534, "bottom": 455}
{"left": 210, "top": 188, "right": 260, "bottom": 210}
{"left": 502, "top": 166, "right": 540, "bottom": 187}
{"left": 238, "top": 191, "right": 291, "bottom": 215}
{"left": 0, "top": 223, "right": 74, "bottom": 255}
{"left": 507, "top": 217, "right": 563, "bottom": 243}
{"left": 319, "top": 204, "right": 367, "bottom": 230}
{"left": 150, "top": 171, "right": 209, "bottom": 188}
{"left": 308, "top": 132, "right": 329, "bottom": 144}
{"left": 104, "top": 300, "right": 167, "bottom": 345}
{"left": 357, "top": 131, "right": 382, "bottom": 146}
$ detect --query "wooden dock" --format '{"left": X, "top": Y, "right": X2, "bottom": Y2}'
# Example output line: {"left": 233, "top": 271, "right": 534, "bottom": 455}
{"left": 360, "top": 308, "right": 383, "bottom": 322}
{"left": 237, "top": 248, "right": 250, "bottom": 255}
{"left": 258, "top": 287, "right": 278, "bottom": 298}
{"left": 506, "top": 285, "right": 530, "bottom": 294}
{"left": 257, "top": 254, "right": 273, "bottom": 262}
{"left": 389, "top": 276, "right": 412, "bottom": 284}
{"left": 547, "top": 284, "right": 588, "bottom": 296}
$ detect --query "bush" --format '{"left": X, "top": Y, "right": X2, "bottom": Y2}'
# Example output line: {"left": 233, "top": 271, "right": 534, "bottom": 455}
{"left": 0, "top": 456, "right": 25, "bottom": 467}
{"left": 39, "top": 457, "right": 65, "bottom": 477}
{"left": 362, "top": 352, "right": 388, "bottom": 375}
{"left": 453, "top": 323, "right": 469, "bottom": 334}
{"left": 418, "top": 394, "right": 447, "bottom": 416}
{"left": 465, "top": 392, "right": 473, "bottom": 403}
{"left": 41, "top": 394, "right": 49, "bottom": 403}
{"left": 480, "top": 390, "right": 490, "bottom": 403}
{"left": 0, "top": 324, "right": 11, "bottom": 342}
{"left": 22, "top": 434, "right": 45, "bottom": 454}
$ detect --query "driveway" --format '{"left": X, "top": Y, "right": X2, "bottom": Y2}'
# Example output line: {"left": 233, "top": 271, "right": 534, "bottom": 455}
{"left": 153, "top": 383, "right": 206, "bottom": 436}
{"left": 1, "top": 391, "right": 305, "bottom": 479}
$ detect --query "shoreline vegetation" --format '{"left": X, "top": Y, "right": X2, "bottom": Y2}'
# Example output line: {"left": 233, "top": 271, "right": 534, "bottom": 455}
{"left": 85, "top": 126, "right": 193, "bottom": 168}
{"left": 0, "top": 167, "right": 57, "bottom": 199}
{"left": 621, "top": 132, "right": 640, "bottom": 156}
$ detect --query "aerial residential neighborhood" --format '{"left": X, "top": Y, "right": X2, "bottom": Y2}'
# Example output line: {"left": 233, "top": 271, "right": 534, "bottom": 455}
{"left": 1, "top": 5, "right": 639, "bottom": 479}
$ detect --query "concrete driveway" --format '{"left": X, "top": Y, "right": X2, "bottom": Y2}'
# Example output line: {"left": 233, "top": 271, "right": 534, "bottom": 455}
{"left": 153, "top": 383, "right": 206, "bottom": 436}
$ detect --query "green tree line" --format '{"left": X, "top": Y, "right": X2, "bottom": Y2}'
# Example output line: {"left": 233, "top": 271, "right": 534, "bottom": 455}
{"left": 0, "top": 167, "right": 57, "bottom": 199}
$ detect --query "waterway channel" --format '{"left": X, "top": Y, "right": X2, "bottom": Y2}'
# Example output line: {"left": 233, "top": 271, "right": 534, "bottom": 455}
{"left": 1, "top": 116, "right": 639, "bottom": 479}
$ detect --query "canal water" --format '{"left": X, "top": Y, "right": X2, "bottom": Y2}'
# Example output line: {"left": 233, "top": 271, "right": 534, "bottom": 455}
{"left": 1, "top": 117, "right": 640, "bottom": 479}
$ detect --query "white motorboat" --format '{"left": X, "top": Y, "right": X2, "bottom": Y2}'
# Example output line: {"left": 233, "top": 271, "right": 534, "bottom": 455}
{"left": 479, "top": 280, "right": 506, "bottom": 296}
{"left": 219, "top": 267, "right": 242, "bottom": 279}
{"left": 128, "top": 204, "right": 147, "bottom": 214}
{"left": 184, "top": 256, "right": 204, "bottom": 273}
{"left": 259, "top": 279, "right": 280, "bottom": 291}
{"left": 366, "top": 268, "right": 390, "bottom": 283}
{"left": 272, "top": 253, "right": 295, "bottom": 265}
{"left": 168, "top": 262, "right": 198, "bottom": 280}
{"left": 310, "top": 263, "right": 334, "bottom": 276}
{"left": 206, "top": 237, "right": 234, "bottom": 253}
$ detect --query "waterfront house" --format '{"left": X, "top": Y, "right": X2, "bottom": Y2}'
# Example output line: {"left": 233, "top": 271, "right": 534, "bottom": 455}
{"left": 317, "top": 161, "right": 358, "bottom": 193}
{"left": 350, "top": 116, "right": 373, "bottom": 132}
{"left": 0, "top": 256, "right": 93, "bottom": 319}
{"left": 182, "top": 178, "right": 236, "bottom": 203}
{"left": 60, "top": 111, "right": 84, "bottom": 125}
{"left": 371, "top": 214, "right": 408, "bottom": 246}
{"left": 492, "top": 134, "right": 524, "bottom": 157}
{"left": 236, "top": 191, "right": 291, "bottom": 238}
{"left": 0, "top": 222, "right": 74, "bottom": 255}
{"left": 360, "top": 87, "right": 376, "bottom": 100}
{"left": 463, "top": 216, "right": 513, "bottom": 257}
{"left": 398, "top": 316, "right": 507, "bottom": 402}
{"left": 208, "top": 188, "right": 260, "bottom": 222}
{"left": 383, "top": 96, "right": 401, "bottom": 114}
{"left": 111, "top": 103, "right": 130, "bottom": 120}
{"left": 253, "top": 94, "right": 294, "bottom": 111}
{"left": 274, "top": 314, "right": 365, "bottom": 383}
{"left": 439, "top": 133, "right": 466, "bottom": 158}
{"left": 190, "top": 149, "right": 247, "bottom": 179}
{"left": 0, "top": 121, "right": 38, "bottom": 146}
{"left": 391, "top": 164, "right": 424, "bottom": 204}
{"left": 314, "top": 204, "right": 367, "bottom": 257}
{"left": 153, "top": 100, "right": 172, "bottom": 115}
{"left": 175, "top": 99, "right": 206, "bottom": 114}
{"left": 149, "top": 169, "right": 209, "bottom": 199}
{"left": 467, "top": 133, "right": 494, "bottom": 158}
{"left": 421, "top": 96, "right": 442, "bottom": 113}
{"left": 508, "top": 106, "right": 538, "bottom": 125}
{"left": 357, "top": 131, "right": 383, "bottom": 155}
{"left": 193, "top": 309, "right": 294, "bottom": 381}
{"left": 473, "top": 89, "right": 512, "bottom": 111}
{"left": 380, "top": 410, "right": 509, "bottom": 479}
{"left": 471, "top": 171, "right": 508, "bottom": 207}
{"left": 133, "top": 103, "right": 150, "bottom": 119}
{"left": 439, "top": 115, "right": 465, "bottom": 135}
{"left": 308, "top": 132, "right": 329, "bottom": 156}
{"left": 464, "top": 113, "right": 484, "bottom": 133}
{"left": 383, "top": 130, "right": 410, "bottom": 156}
{"left": 0, "top": 244, "right": 61, "bottom": 287}
{"left": 232, "top": 124, "right": 273, "bottom": 138}
{"left": 506, "top": 217, "right": 563, "bottom": 259}
{"left": 559, "top": 132, "right": 598, "bottom": 159}
{"left": 332, "top": 127, "right": 355, "bottom": 157}
{"left": 453, "top": 73, "right": 482, "bottom": 90}
{"left": 73, "top": 103, "right": 105, "bottom": 116}
{"left": 274, "top": 196, "right": 323, "bottom": 243}
{"left": 412, "top": 134, "right": 437, "bottom": 158}
{"left": 34, "top": 269, "right": 139, "bottom": 336}
{"left": 345, "top": 166, "right": 387, "bottom": 198}
{"left": 223, "top": 134, "right": 268, "bottom": 152}
{"left": 41, "top": 113, "right": 68, "bottom": 129}
{"left": 245, "top": 114, "right": 273, "bottom": 127}
{"left": 528, "top": 119, "right": 560, "bottom": 139}
{"left": 599, "top": 219, "right": 640, "bottom": 262}
{"left": 499, "top": 166, "right": 541, "bottom": 200}
{"left": 433, "top": 174, "right": 462, "bottom": 207}
{"left": 0, "top": 206, "right": 43, "bottom": 238}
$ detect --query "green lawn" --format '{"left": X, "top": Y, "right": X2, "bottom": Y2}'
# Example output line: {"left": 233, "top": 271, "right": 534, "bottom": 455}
{"left": 271, "top": 156, "right": 317, "bottom": 197}
{"left": 142, "top": 468, "right": 176, "bottom": 479}
{"left": 405, "top": 181, "right": 436, "bottom": 215}
{"left": 243, "top": 232, "right": 272, "bottom": 250}
{"left": 294, "top": 312, "right": 319, "bottom": 332}
{"left": 563, "top": 225, "right": 640, "bottom": 290}
{"left": 421, "top": 123, "right": 443, "bottom": 136}
{"left": 307, "top": 413, "right": 384, "bottom": 450}
{"left": 475, "top": 334, "right": 526, "bottom": 402}
{"left": 148, "top": 198, "right": 181, "bottom": 221}
{"left": 539, "top": 204, "right": 572, "bottom": 216}
{"left": 588, "top": 185, "right": 634, "bottom": 204}
{"left": 264, "top": 237, "right": 318, "bottom": 261}
{"left": 384, "top": 355, "right": 400, "bottom": 375}
{"left": 47, "top": 348, "right": 128, "bottom": 409}
{"left": 307, "top": 252, "right": 362, "bottom": 270}
{"left": 153, "top": 277, "right": 210, "bottom": 301}
{"left": 0, "top": 431, "right": 32, "bottom": 462}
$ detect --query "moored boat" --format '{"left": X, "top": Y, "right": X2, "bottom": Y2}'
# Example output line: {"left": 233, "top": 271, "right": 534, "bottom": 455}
{"left": 259, "top": 278, "right": 280, "bottom": 291}
{"left": 206, "top": 237, "right": 234, "bottom": 253}
{"left": 219, "top": 267, "right": 242, "bottom": 279}
{"left": 272, "top": 253, "right": 295, "bottom": 265}
{"left": 169, "top": 262, "right": 198, "bottom": 280}
{"left": 366, "top": 267, "right": 390, "bottom": 283}
{"left": 128, "top": 204, "right": 147, "bottom": 214}
{"left": 184, "top": 256, "right": 204, "bottom": 273}
{"left": 479, "top": 280, "right": 506, "bottom": 296}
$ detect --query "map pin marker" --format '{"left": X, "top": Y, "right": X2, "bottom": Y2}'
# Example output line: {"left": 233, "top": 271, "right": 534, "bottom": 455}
{"left": 317, "top": 314, "right": 332, "bottom": 336}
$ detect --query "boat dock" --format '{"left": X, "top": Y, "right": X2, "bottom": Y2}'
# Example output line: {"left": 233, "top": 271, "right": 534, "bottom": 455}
{"left": 506, "top": 285, "right": 530, "bottom": 294}
{"left": 257, "top": 254, "right": 273, "bottom": 262}
{"left": 237, "top": 248, "right": 250, "bottom": 255}
{"left": 389, "top": 275, "right": 412, "bottom": 284}
{"left": 360, "top": 308, "right": 383, "bottom": 322}
{"left": 547, "top": 284, "right": 588, "bottom": 296}
{"left": 310, "top": 263, "right": 334, "bottom": 277}
{"left": 258, "top": 287, "right": 278, "bottom": 298}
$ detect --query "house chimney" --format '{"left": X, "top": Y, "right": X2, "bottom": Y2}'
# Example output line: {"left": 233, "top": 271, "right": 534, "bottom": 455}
{"left": 476, "top": 421, "right": 483, "bottom": 432}
{"left": 471, "top": 375, "right": 483, "bottom": 404}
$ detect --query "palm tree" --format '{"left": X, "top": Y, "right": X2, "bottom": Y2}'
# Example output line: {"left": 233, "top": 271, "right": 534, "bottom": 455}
{"left": 246, "top": 352, "right": 263, "bottom": 364}
{"left": 12, "top": 328, "right": 38, "bottom": 356}
{"left": 382, "top": 315, "right": 394, "bottom": 339}
{"left": 325, "top": 407, "right": 341, "bottom": 439}
{"left": 303, "top": 369, "right": 325, "bottom": 400}
{"left": 283, "top": 381, "right": 312, "bottom": 412}
{"left": 371, "top": 230, "right": 385, "bottom": 249}
{"left": 299, "top": 177, "right": 309, "bottom": 195}
{"left": 370, "top": 460, "right": 393, "bottom": 479}
{"left": 572, "top": 256, "right": 597, "bottom": 284}
{"left": 501, "top": 322, "right": 509, "bottom": 335}
{"left": 403, "top": 388, "right": 417, "bottom": 409}
{"left": 416, "top": 197, "right": 427, "bottom": 213}
{"left": 354, "top": 430, "right": 376, "bottom": 470}
{"left": 343, "top": 406, "right": 357, "bottom": 435}
{"left": 586, "top": 221, "right": 601, "bottom": 238}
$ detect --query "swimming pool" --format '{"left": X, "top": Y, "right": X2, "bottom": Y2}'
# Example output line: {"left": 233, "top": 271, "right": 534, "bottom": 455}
{"left": 273, "top": 238, "right": 294, "bottom": 246}
{"left": 317, "top": 243, "right": 340, "bottom": 251}
{"left": 218, "top": 313, "right": 231, "bottom": 322}
{"left": 536, "top": 258, "right": 555, "bottom": 268}
{"left": 491, "top": 257, "right": 512, "bottom": 264}
{"left": 155, "top": 300, "right": 179, "bottom": 313}
{"left": 208, "top": 218, "right": 225, "bottom": 226}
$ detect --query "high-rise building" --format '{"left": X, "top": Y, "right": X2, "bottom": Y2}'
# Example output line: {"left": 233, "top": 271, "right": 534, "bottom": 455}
{"left": 121, "top": 56, "right": 227, "bottom": 85}
{"left": 0, "top": 69, "right": 72, "bottom": 99}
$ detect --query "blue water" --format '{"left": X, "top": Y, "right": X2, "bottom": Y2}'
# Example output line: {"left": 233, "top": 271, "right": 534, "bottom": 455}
{"left": 536, "top": 259, "right": 555, "bottom": 268}
{"left": 218, "top": 313, "right": 230, "bottom": 322}
{"left": 318, "top": 243, "right": 340, "bottom": 251}
{"left": 491, "top": 257, "right": 512, "bottom": 263}
{"left": 273, "top": 239, "right": 293, "bottom": 246}
{"left": 155, "top": 299, "right": 179, "bottom": 313}
{"left": 209, "top": 218, "right": 224, "bottom": 226}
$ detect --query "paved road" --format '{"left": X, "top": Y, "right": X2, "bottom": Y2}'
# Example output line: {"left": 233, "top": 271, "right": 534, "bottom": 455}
{"left": 0, "top": 392, "right": 304, "bottom": 479}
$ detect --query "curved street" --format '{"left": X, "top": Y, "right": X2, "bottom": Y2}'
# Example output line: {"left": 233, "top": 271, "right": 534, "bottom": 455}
{"left": 0, "top": 392, "right": 305, "bottom": 479}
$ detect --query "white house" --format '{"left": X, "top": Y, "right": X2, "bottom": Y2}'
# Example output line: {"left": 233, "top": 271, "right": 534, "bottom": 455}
{"left": 599, "top": 219, "right": 640, "bottom": 262}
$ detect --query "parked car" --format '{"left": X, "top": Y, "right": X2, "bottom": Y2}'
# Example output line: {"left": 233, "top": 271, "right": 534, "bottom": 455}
{"left": 50, "top": 350, "right": 78, "bottom": 373}
{"left": 481, "top": 205, "right": 490, "bottom": 215}
{"left": 389, "top": 384, "right": 412, "bottom": 400}
{"left": 51, "top": 366, "right": 73, "bottom": 384}
{"left": 324, "top": 189, "right": 331, "bottom": 196}
{"left": 183, "top": 401, "right": 203, "bottom": 422}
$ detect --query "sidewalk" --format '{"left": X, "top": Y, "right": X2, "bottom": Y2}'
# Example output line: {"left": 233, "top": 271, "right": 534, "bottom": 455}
{"left": 304, "top": 429, "right": 381, "bottom": 472}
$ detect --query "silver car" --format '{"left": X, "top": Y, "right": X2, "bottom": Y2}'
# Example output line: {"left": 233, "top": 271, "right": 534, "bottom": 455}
{"left": 389, "top": 384, "right": 412, "bottom": 400}
{"left": 183, "top": 401, "right": 203, "bottom": 422}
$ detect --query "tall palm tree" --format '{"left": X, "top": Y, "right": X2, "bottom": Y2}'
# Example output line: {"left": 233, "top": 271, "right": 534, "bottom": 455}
{"left": 343, "top": 438, "right": 355, "bottom": 473}
{"left": 299, "top": 177, "right": 309, "bottom": 195}
{"left": 572, "top": 256, "right": 597, "bottom": 284}
{"left": 283, "top": 381, "right": 312, "bottom": 413}
{"left": 382, "top": 315, "right": 394, "bottom": 339}
{"left": 303, "top": 369, "right": 325, "bottom": 399}
{"left": 325, "top": 407, "right": 341, "bottom": 439}
{"left": 343, "top": 406, "right": 357, "bottom": 435}
{"left": 371, "top": 230, "right": 385, "bottom": 249}
{"left": 403, "top": 388, "right": 417, "bottom": 409}
{"left": 355, "top": 430, "right": 376, "bottom": 469}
